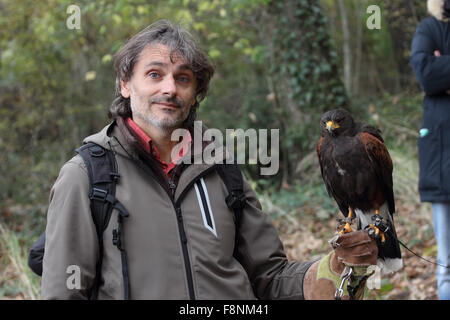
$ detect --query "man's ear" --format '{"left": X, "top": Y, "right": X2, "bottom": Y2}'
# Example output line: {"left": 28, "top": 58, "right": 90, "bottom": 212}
{"left": 191, "top": 94, "right": 198, "bottom": 108}
{"left": 120, "top": 78, "right": 131, "bottom": 98}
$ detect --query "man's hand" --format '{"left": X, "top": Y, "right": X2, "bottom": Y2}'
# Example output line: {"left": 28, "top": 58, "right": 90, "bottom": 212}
{"left": 303, "top": 230, "right": 378, "bottom": 300}
{"left": 434, "top": 50, "right": 450, "bottom": 95}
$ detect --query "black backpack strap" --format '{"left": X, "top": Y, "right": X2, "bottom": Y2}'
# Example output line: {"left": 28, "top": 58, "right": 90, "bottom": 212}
{"left": 77, "top": 143, "right": 119, "bottom": 235}
{"left": 216, "top": 163, "right": 247, "bottom": 260}
{"left": 76, "top": 142, "right": 130, "bottom": 300}
{"left": 216, "top": 163, "right": 247, "bottom": 228}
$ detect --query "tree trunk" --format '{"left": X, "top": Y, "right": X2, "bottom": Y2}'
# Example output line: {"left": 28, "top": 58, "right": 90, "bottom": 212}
{"left": 353, "top": 0, "right": 366, "bottom": 97}
{"left": 338, "top": 0, "right": 352, "bottom": 97}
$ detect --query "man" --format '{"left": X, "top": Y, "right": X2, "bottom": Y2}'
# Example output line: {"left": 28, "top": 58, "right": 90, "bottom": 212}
{"left": 410, "top": 0, "right": 450, "bottom": 300}
{"left": 41, "top": 19, "right": 378, "bottom": 300}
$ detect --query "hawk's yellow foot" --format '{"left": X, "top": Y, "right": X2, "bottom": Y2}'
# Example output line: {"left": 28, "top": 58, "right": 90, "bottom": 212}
{"left": 366, "top": 210, "right": 387, "bottom": 243}
{"left": 338, "top": 208, "right": 355, "bottom": 234}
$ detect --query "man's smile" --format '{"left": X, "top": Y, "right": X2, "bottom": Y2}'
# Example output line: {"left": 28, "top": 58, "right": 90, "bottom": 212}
{"left": 154, "top": 102, "right": 179, "bottom": 109}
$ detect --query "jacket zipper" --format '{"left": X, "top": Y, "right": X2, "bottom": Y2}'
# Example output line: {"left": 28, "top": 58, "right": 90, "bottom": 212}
{"left": 174, "top": 205, "right": 195, "bottom": 299}
{"left": 128, "top": 154, "right": 219, "bottom": 300}
{"left": 172, "top": 164, "right": 219, "bottom": 300}
{"left": 168, "top": 176, "right": 176, "bottom": 197}
{"left": 168, "top": 174, "right": 195, "bottom": 299}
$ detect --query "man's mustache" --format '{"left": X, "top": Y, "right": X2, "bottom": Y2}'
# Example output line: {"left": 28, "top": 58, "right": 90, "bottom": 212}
{"left": 149, "top": 96, "right": 183, "bottom": 109}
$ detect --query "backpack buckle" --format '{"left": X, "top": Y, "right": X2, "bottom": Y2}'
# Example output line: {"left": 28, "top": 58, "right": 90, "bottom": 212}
{"left": 90, "top": 188, "right": 108, "bottom": 202}
{"left": 226, "top": 192, "right": 246, "bottom": 211}
{"left": 112, "top": 228, "right": 121, "bottom": 248}
{"left": 110, "top": 172, "right": 120, "bottom": 182}
{"left": 88, "top": 145, "right": 105, "bottom": 157}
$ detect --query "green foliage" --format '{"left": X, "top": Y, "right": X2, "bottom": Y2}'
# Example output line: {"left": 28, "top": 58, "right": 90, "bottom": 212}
{"left": 0, "top": 0, "right": 436, "bottom": 300}
{"left": 266, "top": 0, "right": 348, "bottom": 185}
{"left": 271, "top": 0, "right": 348, "bottom": 108}
{"left": 0, "top": 0, "right": 352, "bottom": 215}
{"left": 0, "top": 0, "right": 268, "bottom": 213}
{"left": 0, "top": 0, "right": 426, "bottom": 224}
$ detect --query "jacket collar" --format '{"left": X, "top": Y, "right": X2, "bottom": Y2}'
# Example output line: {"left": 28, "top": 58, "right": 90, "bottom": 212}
{"left": 83, "top": 119, "right": 232, "bottom": 185}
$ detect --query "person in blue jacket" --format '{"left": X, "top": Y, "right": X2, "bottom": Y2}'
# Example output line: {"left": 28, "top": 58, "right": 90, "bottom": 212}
{"left": 410, "top": 0, "right": 450, "bottom": 300}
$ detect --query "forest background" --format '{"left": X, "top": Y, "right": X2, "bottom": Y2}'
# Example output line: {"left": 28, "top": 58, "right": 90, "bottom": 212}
{"left": 0, "top": 0, "right": 438, "bottom": 299}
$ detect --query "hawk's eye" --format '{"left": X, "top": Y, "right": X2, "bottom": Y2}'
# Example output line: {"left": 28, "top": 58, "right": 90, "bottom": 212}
{"left": 335, "top": 117, "right": 344, "bottom": 123}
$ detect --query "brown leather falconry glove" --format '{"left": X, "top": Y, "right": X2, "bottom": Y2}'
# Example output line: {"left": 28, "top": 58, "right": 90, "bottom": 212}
{"left": 330, "top": 229, "right": 378, "bottom": 274}
{"left": 303, "top": 230, "right": 378, "bottom": 300}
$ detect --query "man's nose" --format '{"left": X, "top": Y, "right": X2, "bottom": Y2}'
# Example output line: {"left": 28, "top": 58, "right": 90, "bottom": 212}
{"left": 161, "top": 75, "right": 177, "bottom": 97}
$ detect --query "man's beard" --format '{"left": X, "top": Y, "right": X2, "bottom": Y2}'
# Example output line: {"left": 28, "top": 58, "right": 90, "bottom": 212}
{"left": 132, "top": 96, "right": 190, "bottom": 132}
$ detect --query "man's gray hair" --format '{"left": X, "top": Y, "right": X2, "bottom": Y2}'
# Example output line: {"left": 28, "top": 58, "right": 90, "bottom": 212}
{"left": 109, "top": 19, "right": 215, "bottom": 124}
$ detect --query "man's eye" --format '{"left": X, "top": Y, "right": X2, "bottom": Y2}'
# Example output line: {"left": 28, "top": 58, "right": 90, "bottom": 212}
{"left": 178, "top": 75, "right": 190, "bottom": 83}
{"left": 148, "top": 72, "right": 160, "bottom": 79}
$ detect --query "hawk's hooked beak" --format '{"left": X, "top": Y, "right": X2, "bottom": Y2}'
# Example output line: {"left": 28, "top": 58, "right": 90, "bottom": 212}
{"left": 326, "top": 121, "right": 340, "bottom": 133}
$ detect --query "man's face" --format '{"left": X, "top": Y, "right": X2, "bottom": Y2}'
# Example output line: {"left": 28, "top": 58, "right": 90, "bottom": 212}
{"left": 120, "top": 43, "right": 197, "bottom": 132}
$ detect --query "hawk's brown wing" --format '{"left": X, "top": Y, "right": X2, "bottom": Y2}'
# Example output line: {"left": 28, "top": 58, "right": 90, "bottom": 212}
{"left": 317, "top": 136, "right": 324, "bottom": 176}
{"left": 360, "top": 132, "right": 395, "bottom": 214}
{"left": 316, "top": 137, "right": 332, "bottom": 196}
{"left": 356, "top": 122, "right": 384, "bottom": 142}
{"left": 317, "top": 136, "right": 349, "bottom": 215}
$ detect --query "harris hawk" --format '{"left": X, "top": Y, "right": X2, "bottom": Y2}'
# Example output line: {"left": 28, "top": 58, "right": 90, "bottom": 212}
{"left": 317, "top": 108, "right": 402, "bottom": 274}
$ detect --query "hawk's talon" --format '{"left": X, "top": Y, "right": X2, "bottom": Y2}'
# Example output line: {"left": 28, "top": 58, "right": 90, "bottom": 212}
{"left": 371, "top": 214, "right": 382, "bottom": 222}
{"left": 338, "top": 222, "right": 353, "bottom": 234}
{"left": 338, "top": 218, "right": 354, "bottom": 233}
{"left": 337, "top": 208, "right": 355, "bottom": 234}
{"left": 365, "top": 224, "right": 386, "bottom": 243}
{"left": 365, "top": 209, "right": 387, "bottom": 243}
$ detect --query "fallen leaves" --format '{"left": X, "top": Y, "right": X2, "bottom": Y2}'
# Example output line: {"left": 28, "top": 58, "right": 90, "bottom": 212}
{"left": 272, "top": 199, "right": 439, "bottom": 300}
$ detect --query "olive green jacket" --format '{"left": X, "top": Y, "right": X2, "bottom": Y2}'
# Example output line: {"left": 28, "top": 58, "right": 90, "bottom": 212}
{"left": 41, "top": 121, "right": 313, "bottom": 299}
